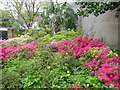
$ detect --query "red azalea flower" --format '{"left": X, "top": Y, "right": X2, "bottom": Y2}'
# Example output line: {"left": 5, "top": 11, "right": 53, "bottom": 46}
{"left": 85, "top": 87, "right": 89, "bottom": 89}
{"left": 72, "top": 83, "right": 81, "bottom": 90}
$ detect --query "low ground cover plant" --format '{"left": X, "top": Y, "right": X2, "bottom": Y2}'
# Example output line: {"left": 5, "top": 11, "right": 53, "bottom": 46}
{"left": 0, "top": 30, "right": 119, "bottom": 89}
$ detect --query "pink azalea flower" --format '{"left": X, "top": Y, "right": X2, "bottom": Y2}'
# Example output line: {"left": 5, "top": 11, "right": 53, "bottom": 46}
{"left": 0, "top": 40, "right": 7, "bottom": 44}
{"left": 48, "top": 40, "right": 59, "bottom": 48}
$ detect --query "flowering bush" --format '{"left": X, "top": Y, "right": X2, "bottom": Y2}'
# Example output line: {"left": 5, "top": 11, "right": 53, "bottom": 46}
{"left": 0, "top": 41, "right": 39, "bottom": 60}
{"left": 57, "top": 35, "right": 107, "bottom": 55}
{"left": 56, "top": 35, "right": 120, "bottom": 88}
{"left": 1, "top": 31, "right": 120, "bottom": 89}
{"left": 0, "top": 40, "right": 8, "bottom": 44}
{"left": 48, "top": 40, "right": 59, "bottom": 48}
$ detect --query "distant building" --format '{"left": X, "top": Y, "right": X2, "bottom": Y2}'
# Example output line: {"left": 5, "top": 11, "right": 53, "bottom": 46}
{"left": 0, "top": 28, "right": 8, "bottom": 39}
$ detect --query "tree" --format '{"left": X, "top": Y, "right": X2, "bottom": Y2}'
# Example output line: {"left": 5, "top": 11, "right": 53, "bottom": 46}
{"left": 75, "top": 1, "right": 120, "bottom": 17}
{"left": 40, "top": 2, "right": 78, "bottom": 33}
{"left": 0, "top": 10, "right": 13, "bottom": 27}
{"left": 2, "top": 0, "right": 42, "bottom": 31}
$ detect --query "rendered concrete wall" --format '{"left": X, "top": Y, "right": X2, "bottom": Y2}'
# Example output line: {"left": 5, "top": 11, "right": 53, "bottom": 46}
{"left": 118, "top": 10, "right": 120, "bottom": 49}
{"left": 80, "top": 9, "right": 119, "bottom": 49}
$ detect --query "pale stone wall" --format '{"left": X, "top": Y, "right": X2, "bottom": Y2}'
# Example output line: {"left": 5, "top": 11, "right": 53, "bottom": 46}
{"left": 118, "top": 10, "right": 120, "bottom": 49}
{"left": 79, "top": 9, "right": 119, "bottom": 49}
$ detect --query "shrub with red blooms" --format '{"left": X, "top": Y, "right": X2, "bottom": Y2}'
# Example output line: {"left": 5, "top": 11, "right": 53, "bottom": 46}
{"left": 0, "top": 41, "right": 39, "bottom": 60}
{"left": 72, "top": 83, "right": 81, "bottom": 90}
{"left": 57, "top": 35, "right": 107, "bottom": 56}
{"left": 56, "top": 35, "right": 120, "bottom": 88}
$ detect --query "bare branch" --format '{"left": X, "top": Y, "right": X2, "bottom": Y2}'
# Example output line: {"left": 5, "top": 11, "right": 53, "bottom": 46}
{"left": 3, "top": 0, "right": 42, "bottom": 30}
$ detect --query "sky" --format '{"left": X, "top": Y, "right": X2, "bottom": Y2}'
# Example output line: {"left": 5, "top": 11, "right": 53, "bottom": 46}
{"left": 0, "top": 0, "right": 77, "bottom": 10}
{"left": 0, "top": 0, "right": 5, "bottom": 10}
{"left": 0, "top": 0, "right": 119, "bottom": 10}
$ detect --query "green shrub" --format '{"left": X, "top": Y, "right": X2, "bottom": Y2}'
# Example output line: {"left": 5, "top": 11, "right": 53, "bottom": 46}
{"left": 14, "top": 29, "right": 25, "bottom": 36}
{"left": 8, "top": 35, "right": 33, "bottom": 44}
{"left": 26, "top": 28, "right": 47, "bottom": 39}
{"left": 37, "top": 28, "right": 84, "bottom": 47}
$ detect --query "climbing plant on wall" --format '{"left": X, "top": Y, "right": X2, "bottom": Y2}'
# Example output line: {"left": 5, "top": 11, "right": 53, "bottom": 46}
{"left": 75, "top": 2, "right": 120, "bottom": 17}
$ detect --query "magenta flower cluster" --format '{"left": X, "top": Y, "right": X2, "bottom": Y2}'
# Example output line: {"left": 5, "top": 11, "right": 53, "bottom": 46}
{"left": 57, "top": 35, "right": 106, "bottom": 55}
{"left": 0, "top": 39, "right": 8, "bottom": 44}
{"left": 0, "top": 41, "right": 39, "bottom": 60}
{"left": 48, "top": 40, "right": 59, "bottom": 48}
{"left": 91, "top": 55, "right": 120, "bottom": 88}
{"left": 56, "top": 35, "right": 120, "bottom": 88}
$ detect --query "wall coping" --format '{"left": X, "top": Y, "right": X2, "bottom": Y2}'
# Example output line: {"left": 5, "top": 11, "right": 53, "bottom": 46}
{"left": 0, "top": 28, "right": 8, "bottom": 31}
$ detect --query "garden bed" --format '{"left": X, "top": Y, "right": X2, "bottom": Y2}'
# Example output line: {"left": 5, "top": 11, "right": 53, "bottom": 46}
{"left": 0, "top": 30, "right": 120, "bottom": 89}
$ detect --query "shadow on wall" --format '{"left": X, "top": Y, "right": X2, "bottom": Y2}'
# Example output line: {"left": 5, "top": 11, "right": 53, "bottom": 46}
{"left": 79, "top": 9, "right": 119, "bottom": 49}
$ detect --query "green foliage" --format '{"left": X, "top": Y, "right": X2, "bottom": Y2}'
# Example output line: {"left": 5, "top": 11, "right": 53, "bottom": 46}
{"left": 2, "top": 30, "right": 119, "bottom": 89}
{"left": 14, "top": 29, "right": 25, "bottom": 36}
{"left": 7, "top": 35, "right": 33, "bottom": 44}
{"left": 2, "top": 46, "right": 111, "bottom": 88}
{"left": 112, "top": 49, "right": 120, "bottom": 57}
{"left": 39, "top": 28, "right": 83, "bottom": 42}
{"left": 36, "top": 28, "right": 84, "bottom": 49}
{"left": 40, "top": 2, "right": 78, "bottom": 33}
{"left": 1, "top": 29, "right": 84, "bottom": 88}
{"left": 26, "top": 28, "right": 47, "bottom": 39}
{"left": 0, "top": 10, "right": 15, "bottom": 28}
{"left": 12, "top": 22, "right": 20, "bottom": 29}
{"left": 3, "top": 0, "right": 42, "bottom": 30}
{"left": 53, "top": 29, "right": 83, "bottom": 42}
{"left": 2, "top": 71, "right": 21, "bottom": 88}
{"left": 76, "top": 2, "right": 120, "bottom": 17}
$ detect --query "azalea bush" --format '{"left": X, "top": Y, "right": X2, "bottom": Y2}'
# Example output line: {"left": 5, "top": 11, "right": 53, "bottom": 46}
{"left": 55, "top": 35, "right": 120, "bottom": 88}
{"left": 1, "top": 30, "right": 120, "bottom": 89}
{"left": 0, "top": 40, "right": 39, "bottom": 61}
